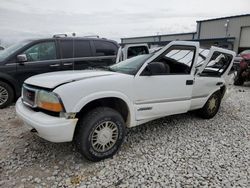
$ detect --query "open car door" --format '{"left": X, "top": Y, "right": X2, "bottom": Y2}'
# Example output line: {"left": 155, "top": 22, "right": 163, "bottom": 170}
{"left": 195, "top": 46, "right": 236, "bottom": 78}
{"left": 191, "top": 47, "right": 236, "bottom": 109}
{"left": 134, "top": 41, "right": 199, "bottom": 121}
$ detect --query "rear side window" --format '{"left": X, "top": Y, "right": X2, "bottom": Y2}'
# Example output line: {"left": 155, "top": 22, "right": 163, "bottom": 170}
{"left": 60, "top": 40, "right": 73, "bottom": 59}
{"left": 60, "top": 40, "right": 92, "bottom": 59}
{"left": 74, "top": 40, "right": 92, "bottom": 57}
{"left": 93, "top": 41, "right": 117, "bottom": 56}
{"left": 127, "top": 46, "right": 149, "bottom": 59}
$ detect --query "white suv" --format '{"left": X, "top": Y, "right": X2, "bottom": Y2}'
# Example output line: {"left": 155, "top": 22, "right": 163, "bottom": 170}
{"left": 16, "top": 41, "right": 236, "bottom": 161}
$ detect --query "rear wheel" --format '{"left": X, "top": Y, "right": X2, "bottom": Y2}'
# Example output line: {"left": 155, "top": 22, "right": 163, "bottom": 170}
{"left": 74, "top": 107, "right": 125, "bottom": 161}
{"left": 196, "top": 91, "right": 221, "bottom": 119}
{"left": 0, "top": 81, "right": 14, "bottom": 109}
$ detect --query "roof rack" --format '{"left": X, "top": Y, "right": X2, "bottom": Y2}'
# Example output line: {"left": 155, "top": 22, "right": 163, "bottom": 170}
{"left": 83, "top": 35, "right": 100, "bottom": 38}
{"left": 53, "top": 34, "right": 67, "bottom": 38}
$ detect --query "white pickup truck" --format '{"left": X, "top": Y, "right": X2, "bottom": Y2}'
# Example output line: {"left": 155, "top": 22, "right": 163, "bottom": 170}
{"left": 16, "top": 41, "right": 236, "bottom": 161}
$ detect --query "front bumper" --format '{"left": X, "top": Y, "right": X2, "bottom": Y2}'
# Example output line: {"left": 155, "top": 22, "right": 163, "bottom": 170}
{"left": 16, "top": 98, "right": 78, "bottom": 142}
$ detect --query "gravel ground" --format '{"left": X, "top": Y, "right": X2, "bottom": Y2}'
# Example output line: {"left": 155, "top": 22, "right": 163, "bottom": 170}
{"left": 0, "top": 84, "right": 250, "bottom": 188}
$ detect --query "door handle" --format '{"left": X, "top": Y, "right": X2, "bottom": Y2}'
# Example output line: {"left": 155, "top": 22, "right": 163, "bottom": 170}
{"left": 186, "top": 80, "right": 194, "bottom": 85}
{"left": 50, "top": 64, "right": 60, "bottom": 67}
{"left": 63, "top": 63, "right": 73, "bottom": 66}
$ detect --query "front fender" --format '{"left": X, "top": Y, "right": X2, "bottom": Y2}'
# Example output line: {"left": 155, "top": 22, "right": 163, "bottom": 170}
{"left": 66, "top": 91, "right": 136, "bottom": 127}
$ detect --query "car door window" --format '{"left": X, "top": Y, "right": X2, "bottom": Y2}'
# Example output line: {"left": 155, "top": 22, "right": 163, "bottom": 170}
{"left": 143, "top": 46, "right": 195, "bottom": 75}
{"left": 127, "top": 46, "right": 149, "bottom": 59}
{"left": 23, "top": 42, "right": 56, "bottom": 62}
{"left": 93, "top": 41, "right": 117, "bottom": 56}
{"left": 60, "top": 40, "right": 73, "bottom": 59}
{"left": 196, "top": 49, "right": 209, "bottom": 67}
{"left": 60, "top": 40, "right": 92, "bottom": 59}
{"left": 74, "top": 40, "right": 92, "bottom": 57}
{"left": 200, "top": 51, "right": 233, "bottom": 77}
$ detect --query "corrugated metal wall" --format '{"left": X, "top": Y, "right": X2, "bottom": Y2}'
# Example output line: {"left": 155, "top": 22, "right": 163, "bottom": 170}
{"left": 198, "top": 16, "right": 250, "bottom": 51}
{"left": 121, "top": 33, "right": 194, "bottom": 44}
{"left": 121, "top": 15, "right": 250, "bottom": 52}
{"left": 239, "top": 26, "right": 250, "bottom": 47}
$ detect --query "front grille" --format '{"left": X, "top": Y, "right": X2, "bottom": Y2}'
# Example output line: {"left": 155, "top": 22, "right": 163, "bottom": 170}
{"left": 22, "top": 85, "right": 37, "bottom": 107}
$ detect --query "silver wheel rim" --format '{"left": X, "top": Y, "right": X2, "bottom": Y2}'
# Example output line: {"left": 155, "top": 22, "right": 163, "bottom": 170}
{"left": 91, "top": 121, "right": 119, "bottom": 152}
{"left": 0, "top": 86, "right": 8, "bottom": 105}
{"left": 208, "top": 96, "right": 217, "bottom": 113}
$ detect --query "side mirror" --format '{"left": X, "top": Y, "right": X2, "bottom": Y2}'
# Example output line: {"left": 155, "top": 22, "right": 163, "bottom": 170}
{"left": 141, "top": 65, "right": 152, "bottom": 76}
{"left": 17, "top": 54, "right": 27, "bottom": 63}
{"left": 141, "top": 62, "right": 168, "bottom": 76}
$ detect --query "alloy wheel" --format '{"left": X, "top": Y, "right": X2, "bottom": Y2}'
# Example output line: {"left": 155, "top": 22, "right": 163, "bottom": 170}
{"left": 0, "top": 86, "right": 8, "bottom": 106}
{"left": 91, "top": 121, "right": 119, "bottom": 152}
{"left": 208, "top": 96, "right": 218, "bottom": 114}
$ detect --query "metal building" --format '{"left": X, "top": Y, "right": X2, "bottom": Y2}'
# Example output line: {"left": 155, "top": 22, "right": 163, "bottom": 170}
{"left": 121, "top": 14, "right": 250, "bottom": 53}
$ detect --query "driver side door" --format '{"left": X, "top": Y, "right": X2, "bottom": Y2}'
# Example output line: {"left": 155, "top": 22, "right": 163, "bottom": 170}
{"left": 134, "top": 42, "right": 199, "bottom": 121}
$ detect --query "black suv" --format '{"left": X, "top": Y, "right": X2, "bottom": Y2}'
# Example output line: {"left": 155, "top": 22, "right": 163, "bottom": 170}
{"left": 0, "top": 36, "right": 119, "bottom": 108}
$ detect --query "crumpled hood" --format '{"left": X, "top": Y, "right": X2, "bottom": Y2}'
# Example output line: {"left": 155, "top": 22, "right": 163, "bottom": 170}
{"left": 25, "top": 70, "right": 117, "bottom": 89}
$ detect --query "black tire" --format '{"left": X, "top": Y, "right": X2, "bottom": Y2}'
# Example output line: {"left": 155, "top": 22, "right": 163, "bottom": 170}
{"left": 234, "top": 73, "right": 245, "bottom": 86}
{"left": 74, "top": 107, "right": 126, "bottom": 162}
{"left": 0, "top": 81, "right": 14, "bottom": 109}
{"left": 196, "top": 91, "right": 221, "bottom": 119}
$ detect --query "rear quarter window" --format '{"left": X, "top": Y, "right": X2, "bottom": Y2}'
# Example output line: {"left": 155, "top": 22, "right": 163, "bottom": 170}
{"left": 93, "top": 41, "right": 118, "bottom": 56}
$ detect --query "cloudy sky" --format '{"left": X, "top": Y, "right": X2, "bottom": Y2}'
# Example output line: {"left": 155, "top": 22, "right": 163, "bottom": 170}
{"left": 0, "top": 0, "right": 249, "bottom": 45}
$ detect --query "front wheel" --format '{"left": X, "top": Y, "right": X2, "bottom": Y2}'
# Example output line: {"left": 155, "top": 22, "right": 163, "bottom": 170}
{"left": 0, "top": 81, "right": 14, "bottom": 109}
{"left": 74, "top": 107, "right": 125, "bottom": 162}
{"left": 196, "top": 91, "right": 221, "bottom": 119}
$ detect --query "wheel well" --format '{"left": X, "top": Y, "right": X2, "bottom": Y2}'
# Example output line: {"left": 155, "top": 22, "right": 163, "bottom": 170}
{"left": 220, "top": 85, "right": 226, "bottom": 98}
{"left": 76, "top": 97, "right": 130, "bottom": 125}
{"left": 0, "top": 78, "right": 16, "bottom": 99}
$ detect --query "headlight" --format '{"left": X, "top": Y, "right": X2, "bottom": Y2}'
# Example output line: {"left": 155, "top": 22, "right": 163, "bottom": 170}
{"left": 37, "top": 90, "right": 64, "bottom": 112}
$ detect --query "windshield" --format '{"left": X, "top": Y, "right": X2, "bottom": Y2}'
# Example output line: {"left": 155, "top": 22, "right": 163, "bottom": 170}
{"left": 0, "top": 40, "right": 30, "bottom": 61}
{"left": 110, "top": 54, "right": 153, "bottom": 75}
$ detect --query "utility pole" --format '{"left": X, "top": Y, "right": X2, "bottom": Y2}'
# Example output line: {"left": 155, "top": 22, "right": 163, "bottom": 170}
{"left": 225, "top": 20, "right": 230, "bottom": 37}
{"left": 72, "top": 33, "right": 76, "bottom": 70}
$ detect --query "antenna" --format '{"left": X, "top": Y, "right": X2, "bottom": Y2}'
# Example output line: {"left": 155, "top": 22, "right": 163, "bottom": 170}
{"left": 72, "top": 33, "right": 76, "bottom": 71}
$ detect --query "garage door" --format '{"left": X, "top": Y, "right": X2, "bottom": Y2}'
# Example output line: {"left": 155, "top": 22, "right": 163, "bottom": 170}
{"left": 239, "top": 26, "right": 250, "bottom": 47}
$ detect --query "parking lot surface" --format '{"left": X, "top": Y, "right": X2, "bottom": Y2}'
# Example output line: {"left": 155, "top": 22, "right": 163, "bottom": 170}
{"left": 0, "top": 84, "right": 250, "bottom": 188}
